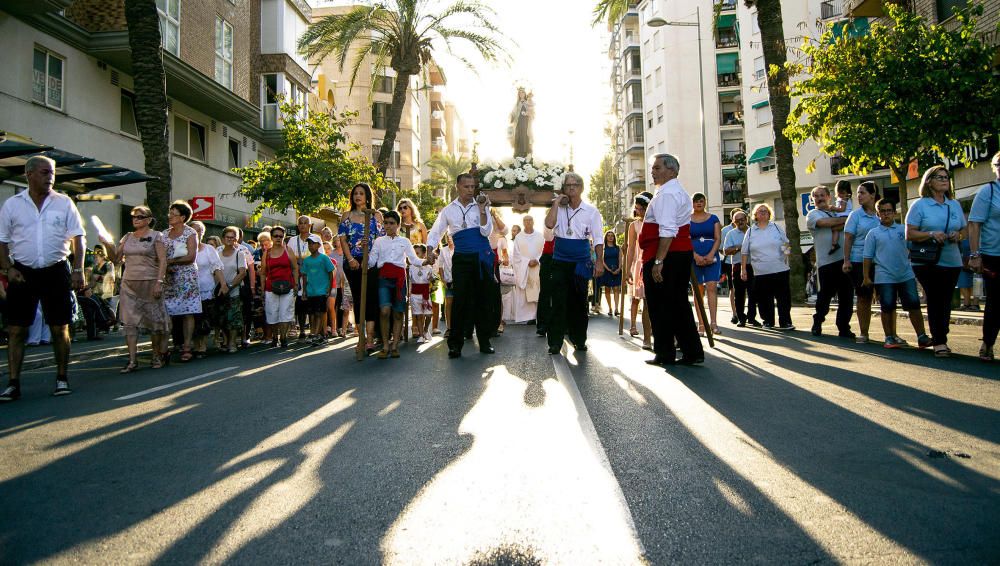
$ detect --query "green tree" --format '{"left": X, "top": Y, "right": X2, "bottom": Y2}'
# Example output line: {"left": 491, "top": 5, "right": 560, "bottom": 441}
{"left": 786, "top": 4, "right": 1000, "bottom": 217}
{"left": 425, "top": 152, "right": 472, "bottom": 200}
{"left": 233, "top": 101, "right": 391, "bottom": 218}
{"left": 591, "top": 0, "right": 630, "bottom": 26}
{"left": 402, "top": 182, "right": 448, "bottom": 227}
{"left": 298, "top": 0, "right": 507, "bottom": 177}
{"left": 123, "top": 0, "right": 172, "bottom": 226}
{"left": 589, "top": 154, "right": 619, "bottom": 229}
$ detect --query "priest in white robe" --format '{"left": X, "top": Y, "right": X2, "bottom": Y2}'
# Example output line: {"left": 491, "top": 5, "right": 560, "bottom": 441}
{"left": 511, "top": 215, "right": 545, "bottom": 323}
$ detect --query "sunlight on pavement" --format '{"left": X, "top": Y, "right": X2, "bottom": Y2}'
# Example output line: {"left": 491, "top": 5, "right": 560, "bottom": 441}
{"left": 586, "top": 338, "right": 917, "bottom": 562}
{"left": 381, "top": 364, "right": 646, "bottom": 565}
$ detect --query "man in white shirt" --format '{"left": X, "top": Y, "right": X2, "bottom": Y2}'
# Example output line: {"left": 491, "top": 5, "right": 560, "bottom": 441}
{"left": 0, "top": 156, "right": 86, "bottom": 400}
{"left": 639, "top": 153, "right": 704, "bottom": 366}
{"left": 544, "top": 172, "right": 605, "bottom": 354}
{"left": 427, "top": 173, "right": 495, "bottom": 357}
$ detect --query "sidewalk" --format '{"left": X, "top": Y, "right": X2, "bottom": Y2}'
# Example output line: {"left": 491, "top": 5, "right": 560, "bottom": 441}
{"left": 0, "top": 331, "right": 150, "bottom": 373}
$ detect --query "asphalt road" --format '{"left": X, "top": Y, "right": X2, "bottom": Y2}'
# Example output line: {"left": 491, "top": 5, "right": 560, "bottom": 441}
{"left": 1, "top": 307, "right": 998, "bottom": 565}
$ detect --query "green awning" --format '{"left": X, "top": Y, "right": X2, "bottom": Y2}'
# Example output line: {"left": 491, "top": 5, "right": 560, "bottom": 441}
{"left": 751, "top": 99, "right": 770, "bottom": 109}
{"left": 716, "top": 14, "right": 736, "bottom": 28}
{"left": 830, "top": 17, "right": 870, "bottom": 41}
{"left": 716, "top": 53, "right": 739, "bottom": 74}
{"left": 747, "top": 146, "right": 774, "bottom": 164}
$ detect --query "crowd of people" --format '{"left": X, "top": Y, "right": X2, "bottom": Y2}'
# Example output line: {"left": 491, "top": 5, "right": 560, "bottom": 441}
{"left": 0, "top": 149, "right": 998, "bottom": 402}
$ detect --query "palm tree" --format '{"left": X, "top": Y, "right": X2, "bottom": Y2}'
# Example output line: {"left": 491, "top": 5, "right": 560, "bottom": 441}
{"left": 744, "top": 0, "right": 806, "bottom": 303}
{"left": 299, "top": 1, "right": 507, "bottom": 177}
{"left": 591, "top": 0, "right": 631, "bottom": 26}
{"left": 425, "top": 152, "right": 472, "bottom": 200}
{"left": 123, "top": 0, "right": 172, "bottom": 226}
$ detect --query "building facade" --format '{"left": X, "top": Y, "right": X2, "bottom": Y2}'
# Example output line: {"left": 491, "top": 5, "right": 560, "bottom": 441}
{"left": 0, "top": 0, "right": 312, "bottom": 243}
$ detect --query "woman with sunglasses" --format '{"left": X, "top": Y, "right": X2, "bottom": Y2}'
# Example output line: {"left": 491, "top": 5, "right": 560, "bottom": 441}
{"left": 906, "top": 165, "right": 967, "bottom": 357}
{"left": 100, "top": 206, "right": 170, "bottom": 372}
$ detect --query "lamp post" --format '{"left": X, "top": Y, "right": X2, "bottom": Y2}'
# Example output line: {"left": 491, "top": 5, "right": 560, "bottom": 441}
{"left": 648, "top": 7, "right": 710, "bottom": 199}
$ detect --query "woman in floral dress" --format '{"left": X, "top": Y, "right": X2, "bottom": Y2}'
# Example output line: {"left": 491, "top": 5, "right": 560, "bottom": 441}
{"left": 338, "top": 183, "right": 384, "bottom": 352}
{"left": 162, "top": 200, "right": 201, "bottom": 362}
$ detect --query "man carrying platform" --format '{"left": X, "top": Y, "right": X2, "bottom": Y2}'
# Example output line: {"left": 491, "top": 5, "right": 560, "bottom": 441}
{"left": 427, "top": 173, "right": 496, "bottom": 358}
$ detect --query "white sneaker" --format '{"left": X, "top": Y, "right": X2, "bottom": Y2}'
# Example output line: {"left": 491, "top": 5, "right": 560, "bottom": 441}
{"left": 424, "top": 331, "right": 433, "bottom": 342}
{"left": 416, "top": 336, "right": 426, "bottom": 344}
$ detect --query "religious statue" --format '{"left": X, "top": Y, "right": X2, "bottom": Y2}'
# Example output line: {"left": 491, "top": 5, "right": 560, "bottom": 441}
{"left": 508, "top": 87, "right": 534, "bottom": 158}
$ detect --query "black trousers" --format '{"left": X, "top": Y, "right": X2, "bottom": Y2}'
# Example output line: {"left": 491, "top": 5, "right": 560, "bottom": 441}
{"left": 753, "top": 270, "right": 793, "bottom": 327}
{"left": 815, "top": 261, "right": 855, "bottom": 332}
{"left": 732, "top": 264, "right": 757, "bottom": 323}
{"left": 913, "top": 264, "right": 960, "bottom": 346}
{"left": 450, "top": 253, "right": 498, "bottom": 352}
{"left": 643, "top": 252, "right": 703, "bottom": 362}
{"left": 983, "top": 255, "right": 1000, "bottom": 347}
{"left": 548, "top": 259, "right": 590, "bottom": 349}
{"left": 536, "top": 254, "right": 554, "bottom": 332}
{"left": 345, "top": 262, "right": 380, "bottom": 325}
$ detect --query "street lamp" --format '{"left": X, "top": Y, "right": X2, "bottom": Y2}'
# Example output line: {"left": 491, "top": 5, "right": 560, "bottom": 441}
{"left": 648, "top": 7, "right": 710, "bottom": 199}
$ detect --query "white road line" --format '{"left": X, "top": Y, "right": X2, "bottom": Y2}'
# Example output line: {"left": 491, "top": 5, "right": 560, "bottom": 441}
{"left": 114, "top": 366, "right": 239, "bottom": 401}
{"left": 551, "top": 350, "right": 646, "bottom": 557}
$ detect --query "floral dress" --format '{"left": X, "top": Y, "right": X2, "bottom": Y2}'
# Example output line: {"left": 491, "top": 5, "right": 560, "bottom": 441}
{"left": 338, "top": 213, "right": 384, "bottom": 260}
{"left": 162, "top": 225, "right": 202, "bottom": 316}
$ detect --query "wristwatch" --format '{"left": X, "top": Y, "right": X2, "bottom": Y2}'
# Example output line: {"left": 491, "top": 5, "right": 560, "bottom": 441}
{"left": 654, "top": 259, "right": 663, "bottom": 265}
{"left": 72, "top": 268, "right": 83, "bottom": 273}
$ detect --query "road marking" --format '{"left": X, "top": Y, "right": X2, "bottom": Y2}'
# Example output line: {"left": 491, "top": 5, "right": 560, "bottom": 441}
{"left": 114, "top": 366, "right": 239, "bottom": 401}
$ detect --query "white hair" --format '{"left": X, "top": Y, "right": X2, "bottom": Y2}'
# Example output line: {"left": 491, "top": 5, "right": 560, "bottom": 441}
{"left": 25, "top": 155, "right": 56, "bottom": 174}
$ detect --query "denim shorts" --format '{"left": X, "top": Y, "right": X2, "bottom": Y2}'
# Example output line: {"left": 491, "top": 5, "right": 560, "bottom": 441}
{"left": 378, "top": 278, "right": 408, "bottom": 313}
{"left": 876, "top": 278, "right": 920, "bottom": 312}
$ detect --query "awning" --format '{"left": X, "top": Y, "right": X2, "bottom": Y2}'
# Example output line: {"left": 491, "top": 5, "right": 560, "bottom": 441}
{"left": 716, "top": 53, "right": 740, "bottom": 74}
{"left": 716, "top": 14, "right": 736, "bottom": 29}
{"left": 747, "top": 146, "right": 774, "bottom": 164}
{"left": 0, "top": 131, "right": 155, "bottom": 195}
{"left": 751, "top": 99, "right": 770, "bottom": 109}
{"left": 830, "top": 17, "right": 870, "bottom": 40}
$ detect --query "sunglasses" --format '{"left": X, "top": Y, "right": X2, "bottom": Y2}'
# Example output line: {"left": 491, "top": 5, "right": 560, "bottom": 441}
{"left": 131, "top": 215, "right": 150, "bottom": 220}
{"left": 930, "top": 174, "right": 950, "bottom": 181}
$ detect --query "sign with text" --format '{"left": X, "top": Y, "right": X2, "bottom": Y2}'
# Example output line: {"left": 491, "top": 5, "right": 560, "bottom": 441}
{"left": 189, "top": 196, "right": 215, "bottom": 221}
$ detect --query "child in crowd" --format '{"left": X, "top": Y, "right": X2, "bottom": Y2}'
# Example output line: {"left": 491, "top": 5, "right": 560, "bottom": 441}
{"left": 322, "top": 240, "right": 340, "bottom": 337}
{"left": 409, "top": 243, "right": 435, "bottom": 343}
{"left": 829, "top": 179, "right": 853, "bottom": 253}
{"left": 863, "top": 199, "right": 931, "bottom": 350}
{"left": 301, "top": 234, "right": 335, "bottom": 345}
{"left": 368, "top": 211, "right": 433, "bottom": 359}
{"left": 437, "top": 233, "right": 455, "bottom": 338}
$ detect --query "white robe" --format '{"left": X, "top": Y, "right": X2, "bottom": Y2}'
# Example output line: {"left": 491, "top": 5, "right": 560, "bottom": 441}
{"left": 510, "top": 230, "right": 544, "bottom": 323}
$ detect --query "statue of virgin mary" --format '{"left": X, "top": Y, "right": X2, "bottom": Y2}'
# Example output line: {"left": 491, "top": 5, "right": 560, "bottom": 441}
{"left": 508, "top": 87, "right": 534, "bottom": 158}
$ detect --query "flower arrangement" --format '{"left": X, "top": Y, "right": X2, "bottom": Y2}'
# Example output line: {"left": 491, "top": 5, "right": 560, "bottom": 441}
{"left": 477, "top": 156, "right": 567, "bottom": 191}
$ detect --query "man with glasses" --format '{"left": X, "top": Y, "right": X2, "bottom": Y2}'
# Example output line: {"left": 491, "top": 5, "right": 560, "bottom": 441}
{"left": 288, "top": 215, "right": 314, "bottom": 341}
{"left": 0, "top": 156, "right": 86, "bottom": 401}
{"left": 723, "top": 210, "right": 758, "bottom": 327}
{"left": 543, "top": 172, "right": 605, "bottom": 355}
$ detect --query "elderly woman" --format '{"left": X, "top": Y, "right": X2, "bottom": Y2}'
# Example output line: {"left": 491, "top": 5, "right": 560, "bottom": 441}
{"left": 262, "top": 225, "right": 299, "bottom": 347}
{"left": 190, "top": 221, "right": 225, "bottom": 358}
{"left": 100, "top": 206, "right": 170, "bottom": 372}
{"left": 842, "top": 181, "right": 881, "bottom": 343}
{"left": 255, "top": 231, "right": 273, "bottom": 342}
{"left": 219, "top": 226, "right": 250, "bottom": 353}
{"left": 906, "top": 165, "right": 967, "bottom": 357}
{"left": 162, "top": 200, "right": 201, "bottom": 362}
{"left": 968, "top": 151, "right": 1000, "bottom": 361}
{"left": 339, "top": 183, "right": 384, "bottom": 352}
{"left": 741, "top": 203, "right": 794, "bottom": 330}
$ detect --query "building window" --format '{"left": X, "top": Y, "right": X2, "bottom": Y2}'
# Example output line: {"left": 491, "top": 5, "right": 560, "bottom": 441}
{"left": 228, "top": 138, "right": 240, "bottom": 169}
{"left": 772, "top": 198, "right": 784, "bottom": 220}
{"left": 371, "top": 142, "right": 401, "bottom": 168}
{"left": 752, "top": 12, "right": 760, "bottom": 34}
{"left": 32, "top": 48, "right": 64, "bottom": 111}
{"left": 375, "top": 75, "right": 394, "bottom": 94}
{"left": 120, "top": 90, "right": 139, "bottom": 136}
{"left": 656, "top": 104, "right": 664, "bottom": 124}
{"left": 755, "top": 105, "right": 772, "bottom": 126}
{"left": 936, "top": 0, "right": 970, "bottom": 21}
{"left": 372, "top": 102, "right": 390, "bottom": 130}
{"left": 760, "top": 155, "right": 776, "bottom": 172}
{"left": 654, "top": 67, "right": 662, "bottom": 87}
{"left": 753, "top": 56, "right": 766, "bottom": 80}
{"left": 290, "top": 82, "right": 307, "bottom": 118}
{"left": 215, "top": 17, "right": 234, "bottom": 90}
{"left": 156, "top": 0, "right": 180, "bottom": 56}
{"left": 646, "top": 110, "right": 653, "bottom": 129}
{"left": 173, "top": 114, "right": 207, "bottom": 162}
{"left": 653, "top": 30, "right": 661, "bottom": 50}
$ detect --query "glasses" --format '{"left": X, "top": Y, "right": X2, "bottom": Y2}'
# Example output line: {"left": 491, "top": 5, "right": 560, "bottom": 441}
{"left": 131, "top": 215, "right": 150, "bottom": 220}
{"left": 563, "top": 183, "right": 583, "bottom": 188}
{"left": 930, "top": 174, "right": 950, "bottom": 181}
{"left": 399, "top": 205, "right": 410, "bottom": 210}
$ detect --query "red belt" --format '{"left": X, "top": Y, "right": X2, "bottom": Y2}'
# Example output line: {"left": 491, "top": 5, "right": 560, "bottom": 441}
{"left": 640, "top": 223, "right": 692, "bottom": 262}
{"left": 379, "top": 264, "right": 407, "bottom": 301}
{"left": 411, "top": 282, "right": 430, "bottom": 301}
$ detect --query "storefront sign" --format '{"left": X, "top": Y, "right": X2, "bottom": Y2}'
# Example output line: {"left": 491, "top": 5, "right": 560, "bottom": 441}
{"left": 189, "top": 196, "right": 215, "bottom": 221}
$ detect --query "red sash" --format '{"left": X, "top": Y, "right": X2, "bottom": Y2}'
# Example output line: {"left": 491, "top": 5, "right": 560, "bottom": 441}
{"left": 411, "top": 282, "right": 430, "bottom": 301}
{"left": 542, "top": 240, "right": 555, "bottom": 255}
{"left": 640, "top": 223, "right": 692, "bottom": 262}
{"left": 379, "top": 264, "right": 407, "bottom": 301}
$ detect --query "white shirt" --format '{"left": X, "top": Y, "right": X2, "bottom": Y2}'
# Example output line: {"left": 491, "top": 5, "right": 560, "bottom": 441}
{"left": 368, "top": 235, "right": 423, "bottom": 269}
{"left": 644, "top": 178, "right": 692, "bottom": 238}
{"left": 552, "top": 200, "right": 604, "bottom": 248}
{"left": 287, "top": 235, "right": 311, "bottom": 263}
{"left": 426, "top": 198, "right": 494, "bottom": 249}
{"left": 195, "top": 244, "right": 224, "bottom": 300}
{"left": 409, "top": 264, "right": 433, "bottom": 284}
{"left": 437, "top": 247, "right": 454, "bottom": 283}
{"left": 0, "top": 189, "right": 85, "bottom": 268}
{"left": 740, "top": 222, "right": 790, "bottom": 276}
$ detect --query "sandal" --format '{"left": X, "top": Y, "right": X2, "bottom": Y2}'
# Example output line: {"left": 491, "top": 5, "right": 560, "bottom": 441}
{"left": 979, "top": 344, "right": 995, "bottom": 362}
{"left": 629, "top": 326, "right": 639, "bottom": 337}
{"left": 934, "top": 345, "right": 952, "bottom": 358}
{"left": 120, "top": 360, "right": 139, "bottom": 374}
{"left": 151, "top": 353, "right": 166, "bottom": 369}
{"left": 180, "top": 349, "right": 193, "bottom": 362}
{"left": 711, "top": 324, "right": 721, "bottom": 336}
{"left": 378, "top": 349, "right": 389, "bottom": 360}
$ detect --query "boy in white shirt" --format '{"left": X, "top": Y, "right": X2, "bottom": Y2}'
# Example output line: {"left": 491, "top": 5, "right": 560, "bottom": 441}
{"left": 409, "top": 244, "right": 435, "bottom": 343}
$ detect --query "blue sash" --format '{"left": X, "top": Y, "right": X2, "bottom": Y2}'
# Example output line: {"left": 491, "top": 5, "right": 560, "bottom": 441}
{"left": 452, "top": 227, "right": 495, "bottom": 279}
{"left": 553, "top": 237, "right": 594, "bottom": 281}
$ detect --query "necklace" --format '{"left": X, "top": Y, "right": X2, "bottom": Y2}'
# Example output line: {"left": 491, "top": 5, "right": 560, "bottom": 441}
{"left": 564, "top": 205, "right": 583, "bottom": 237}
{"left": 458, "top": 202, "right": 476, "bottom": 229}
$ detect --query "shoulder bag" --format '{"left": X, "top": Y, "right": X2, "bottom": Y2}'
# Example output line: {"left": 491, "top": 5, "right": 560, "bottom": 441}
{"left": 909, "top": 201, "right": 951, "bottom": 265}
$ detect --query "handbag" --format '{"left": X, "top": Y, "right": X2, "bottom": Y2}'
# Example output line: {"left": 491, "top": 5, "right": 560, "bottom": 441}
{"left": 271, "top": 279, "right": 292, "bottom": 295}
{"left": 909, "top": 201, "right": 951, "bottom": 265}
{"left": 169, "top": 241, "right": 188, "bottom": 260}
{"left": 498, "top": 265, "right": 516, "bottom": 286}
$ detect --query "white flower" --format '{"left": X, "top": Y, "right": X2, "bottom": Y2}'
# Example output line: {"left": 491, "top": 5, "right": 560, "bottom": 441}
{"left": 503, "top": 170, "right": 516, "bottom": 184}
{"left": 484, "top": 172, "right": 495, "bottom": 183}
{"left": 494, "top": 180, "right": 504, "bottom": 188}
{"left": 552, "top": 177, "right": 563, "bottom": 191}
{"left": 534, "top": 176, "right": 544, "bottom": 185}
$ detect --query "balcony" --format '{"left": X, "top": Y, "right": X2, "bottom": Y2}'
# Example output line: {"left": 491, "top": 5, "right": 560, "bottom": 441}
{"left": 717, "top": 72, "right": 741, "bottom": 88}
{"left": 721, "top": 150, "right": 745, "bottom": 166}
{"left": 720, "top": 112, "right": 743, "bottom": 127}
{"left": 722, "top": 181, "right": 747, "bottom": 205}
{"left": 821, "top": 0, "right": 844, "bottom": 19}
{"left": 716, "top": 33, "right": 739, "bottom": 49}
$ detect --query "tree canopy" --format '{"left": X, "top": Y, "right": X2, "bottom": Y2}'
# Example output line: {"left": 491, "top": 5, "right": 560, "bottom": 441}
{"left": 786, "top": 4, "right": 1000, "bottom": 213}
{"left": 232, "top": 101, "right": 392, "bottom": 219}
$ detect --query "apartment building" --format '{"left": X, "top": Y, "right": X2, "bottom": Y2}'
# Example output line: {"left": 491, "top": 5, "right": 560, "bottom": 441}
{"left": 0, "top": 0, "right": 313, "bottom": 242}
{"left": 607, "top": 2, "right": 647, "bottom": 219}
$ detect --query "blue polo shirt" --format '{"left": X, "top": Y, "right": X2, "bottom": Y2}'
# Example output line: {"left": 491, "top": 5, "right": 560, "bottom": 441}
{"left": 969, "top": 180, "right": 1000, "bottom": 256}
{"left": 844, "top": 207, "right": 880, "bottom": 263}
{"left": 722, "top": 226, "right": 746, "bottom": 265}
{"left": 863, "top": 223, "right": 915, "bottom": 284}
{"left": 904, "top": 197, "right": 966, "bottom": 268}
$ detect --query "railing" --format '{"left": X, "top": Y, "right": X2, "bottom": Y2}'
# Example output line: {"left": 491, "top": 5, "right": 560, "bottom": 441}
{"left": 721, "top": 150, "right": 744, "bottom": 165}
{"left": 716, "top": 35, "right": 739, "bottom": 49}
{"left": 717, "top": 72, "right": 741, "bottom": 87}
{"left": 720, "top": 112, "right": 743, "bottom": 126}
{"left": 628, "top": 132, "right": 644, "bottom": 145}
{"left": 821, "top": 0, "right": 843, "bottom": 20}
